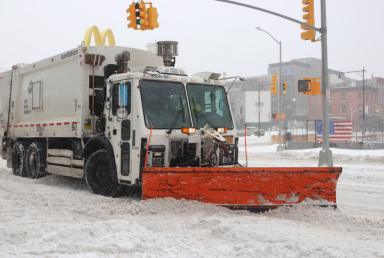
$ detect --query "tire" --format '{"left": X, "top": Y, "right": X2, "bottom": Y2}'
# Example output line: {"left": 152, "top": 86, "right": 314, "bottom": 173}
{"left": 85, "top": 149, "right": 122, "bottom": 197}
{"left": 26, "top": 142, "right": 46, "bottom": 179}
{"left": 11, "top": 142, "right": 27, "bottom": 177}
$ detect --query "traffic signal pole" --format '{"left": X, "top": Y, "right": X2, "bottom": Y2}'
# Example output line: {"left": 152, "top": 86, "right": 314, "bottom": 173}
{"left": 278, "top": 40, "right": 284, "bottom": 151}
{"left": 214, "top": 0, "right": 334, "bottom": 166}
{"left": 318, "top": 0, "right": 333, "bottom": 166}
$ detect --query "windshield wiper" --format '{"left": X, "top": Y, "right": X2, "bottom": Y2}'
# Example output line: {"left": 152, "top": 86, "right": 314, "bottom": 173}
{"left": 167, "top": 96, "right": 187, "bottom": 134}
{"left": 191, "top": 98, "right": 214, "bottom": 128}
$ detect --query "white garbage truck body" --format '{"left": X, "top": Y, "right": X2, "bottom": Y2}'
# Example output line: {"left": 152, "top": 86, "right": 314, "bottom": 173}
{"left": 0, "top": 44, "right": 239, "bottom": 195}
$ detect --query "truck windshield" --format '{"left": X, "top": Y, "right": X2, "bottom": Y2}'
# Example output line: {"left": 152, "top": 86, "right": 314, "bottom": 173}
{"left": 187, "top": 84, "right": 233, "bottom": 129}
{"left": 140, "top": 80, "right": 192, "bottom": 129}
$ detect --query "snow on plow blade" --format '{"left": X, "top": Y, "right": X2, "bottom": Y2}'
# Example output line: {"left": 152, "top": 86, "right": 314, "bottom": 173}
{"left": 142, "top": 167, "right": 342, "bottom": 210}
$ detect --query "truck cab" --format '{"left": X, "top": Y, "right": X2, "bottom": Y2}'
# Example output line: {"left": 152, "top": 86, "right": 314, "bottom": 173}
{"left": 104, "top": 66, "right": 239, "bottom": 190}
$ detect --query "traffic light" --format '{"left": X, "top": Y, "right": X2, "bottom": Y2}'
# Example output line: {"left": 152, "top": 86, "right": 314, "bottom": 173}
{"left": 138, "top": 1, "right": 148, "bottom": 30}
{"left": 271, "top": 74, "right": 278, "bottom": 95}
{"left": 301, "top": 0, "right": 316, "bottom": 41}
{"left": 298, "top": 79, "right": 311, "bottom": 92}
{"left": 283, "top": 82, "right": 288, "bottom": 96}
{"left": 147, "top": 5, "right": 159, "bottom": 29}
{"left": 298, "top": 78, "right": 321, "bottom": 95}
{"left": 127, "top": 1, "right": 159, "bottom": 31}
{"left": 127, "top": 3, "right": 137, "bottom": 29}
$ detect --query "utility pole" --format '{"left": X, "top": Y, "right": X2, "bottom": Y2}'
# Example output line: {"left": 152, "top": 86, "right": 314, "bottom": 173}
{"left": 362, "top": 66, "right": 366, "bottom": 142}
{"left": 258, "top": 82, "right": 261, "bottom": 136}
{"left": 341, "top": 67, "right": 367, "bottom": 143}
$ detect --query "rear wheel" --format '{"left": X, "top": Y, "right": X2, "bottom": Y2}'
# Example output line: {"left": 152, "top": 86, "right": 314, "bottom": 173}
{"left": 12, "top": 142, "right": 27, "bottom": 177}
{"left": 26, "top": 142, "right": 46, "bottom": 179}
{"left": 85, "top": 149, "right": 122, "bottom": 197}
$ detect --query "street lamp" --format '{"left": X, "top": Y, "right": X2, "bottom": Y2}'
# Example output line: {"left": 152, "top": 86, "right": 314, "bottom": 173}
{"left": 255, "top": 26, "right": 284, "bottom": 151}
{"left": 220, "top": 76, "right": 247, "bottom": 94}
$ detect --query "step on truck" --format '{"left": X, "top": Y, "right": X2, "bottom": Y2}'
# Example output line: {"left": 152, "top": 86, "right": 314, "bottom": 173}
{"left": 0, "top": 41, "right": 341, "bottom": 209}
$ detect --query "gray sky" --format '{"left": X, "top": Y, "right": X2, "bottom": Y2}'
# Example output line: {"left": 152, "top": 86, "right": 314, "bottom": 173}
{"left": 0, "top": 0, "right": 383, "bottom": 78}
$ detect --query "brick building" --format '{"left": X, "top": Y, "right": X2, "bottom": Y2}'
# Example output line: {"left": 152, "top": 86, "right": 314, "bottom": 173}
{"left": 329, "top": 77, "right": 384, "bottom": 131}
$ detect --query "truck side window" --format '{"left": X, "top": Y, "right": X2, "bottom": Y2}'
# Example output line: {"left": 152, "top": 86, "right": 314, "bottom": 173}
{"left": 112, "top": 82, "right": 131, "bottom": 116}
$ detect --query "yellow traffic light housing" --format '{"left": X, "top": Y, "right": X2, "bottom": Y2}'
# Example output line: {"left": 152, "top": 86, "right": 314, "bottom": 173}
{"left": 283, "top": 82, "right": 288, "bottom": 96}
{"left": 271, "top": 74, "right": 278, "bottom": 95}
{"left": 127, "top": 3, "right": 137, "bottom": 29}
{"left": 298, "top": 78, "right": 321, "bottom": 95}
{"left": 127, "top": 1, "right": 159, "bottom": 31}
{"left": 301, "top": 0, "right": 316, "bottom": 41}
{"left": 138, "top": 1, "right": 148, "bottom": 30}
{"left": 147, "top": 4, "right": 159, "bottom": 29}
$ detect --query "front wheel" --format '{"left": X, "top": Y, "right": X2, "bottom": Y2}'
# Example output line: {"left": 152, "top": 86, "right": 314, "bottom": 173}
{"left": 26, "top": 142, "right": 46, "bottom": 179}
{"left": 85, "top": 149, "right": 122, "bottom": 197}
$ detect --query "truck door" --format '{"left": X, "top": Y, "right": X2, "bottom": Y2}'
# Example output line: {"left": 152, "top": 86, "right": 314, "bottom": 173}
{"left": 111, "top": 81, "right": 132, "bottom": 181}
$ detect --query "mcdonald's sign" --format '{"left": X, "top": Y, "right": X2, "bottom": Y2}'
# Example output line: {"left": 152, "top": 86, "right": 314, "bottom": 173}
{"left": 83, "top": 25, "right": 116, "bottom": 47}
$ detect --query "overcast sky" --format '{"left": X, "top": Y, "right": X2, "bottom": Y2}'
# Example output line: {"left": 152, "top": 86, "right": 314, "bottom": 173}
{"left": 0, "top": 0, "right": 383, "bottom": 78}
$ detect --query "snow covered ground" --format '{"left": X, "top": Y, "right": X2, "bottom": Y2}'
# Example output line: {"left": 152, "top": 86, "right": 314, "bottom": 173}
{"left": 1, "top": 141, "right": 383, "bottom": 257}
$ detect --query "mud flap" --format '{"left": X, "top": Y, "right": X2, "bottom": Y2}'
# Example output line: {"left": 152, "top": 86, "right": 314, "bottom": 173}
{"left": 142, "top": 167, "right": 342, "bottom": 209}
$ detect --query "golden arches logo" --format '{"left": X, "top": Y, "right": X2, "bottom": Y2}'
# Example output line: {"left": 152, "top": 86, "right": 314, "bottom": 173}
{"left": 84, "top": 25, "right": 116, "bottom": 47}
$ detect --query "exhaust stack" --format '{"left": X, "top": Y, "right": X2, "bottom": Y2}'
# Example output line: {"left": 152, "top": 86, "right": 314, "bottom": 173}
{"left": 115, "top": 51, "right": 130, "bottom": 73}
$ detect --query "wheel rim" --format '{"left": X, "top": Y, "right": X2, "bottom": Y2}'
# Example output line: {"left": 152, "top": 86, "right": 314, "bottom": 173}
{"left": 95, "top": 160, "right": 113, "bottom": 187}
{"left": 29, "top": 152, "right": 39, "bottom": 178}
{"left": 86, "top": 150, "right": 119, "bottom": 196}
{"left": 13, "top": 144, "right": 25, "bottom": 176}
{"left": 26, "top": 144, "right": 44, "bottom": 179}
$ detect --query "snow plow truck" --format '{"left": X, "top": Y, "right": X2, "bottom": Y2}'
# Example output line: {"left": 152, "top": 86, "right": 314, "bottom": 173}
{"left": 0, "top": 39, "right": 341, "bottom": 210}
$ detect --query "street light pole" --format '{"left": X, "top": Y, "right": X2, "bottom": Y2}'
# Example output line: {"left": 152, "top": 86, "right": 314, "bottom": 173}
{"left": 256, "top": 26, "right": 284, "bottom": 151}
{"left": 278, "top": 41, "right": 284, "bottom": 151}
{"left": 362, "top": 66, "right": 366, "bottom": 141}
{"left": 258, "top": 82, "right": 261, "bottom": 136}
{"left": 340, "top": 67, "right": 367, "bottom": 143}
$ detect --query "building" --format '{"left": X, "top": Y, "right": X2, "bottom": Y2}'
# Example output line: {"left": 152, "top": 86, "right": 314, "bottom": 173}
{"left": 329, "top": 77, "right": 384, "bottom": 132}
{"left": 268, "top": 57, "right": 344, "bottom": 123}
{"left": 227, "top": 57, "right": 384, "bottom": 133}
{"left": 228, "top": 76, "right": 271, "bottom": 129}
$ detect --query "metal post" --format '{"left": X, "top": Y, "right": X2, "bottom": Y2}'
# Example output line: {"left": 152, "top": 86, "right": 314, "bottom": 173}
{"left": 318, "top": 0, "right": 333, "bottom": 167}
{"left": 255, "top": 27, "right": 284, "bottom": 151}
{"left": 258, "top": 82, "right": 261, "bottom": 136}
{"left": 362, "top": 66, "right": 365, "bottom": 142}
{"left": 277, "top": 41, "right": 284, "bottom": 151}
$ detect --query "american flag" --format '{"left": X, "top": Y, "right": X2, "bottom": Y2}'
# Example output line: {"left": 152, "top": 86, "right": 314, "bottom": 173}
{"left": 315, "top": 120, "right": 353, "bottom": 143}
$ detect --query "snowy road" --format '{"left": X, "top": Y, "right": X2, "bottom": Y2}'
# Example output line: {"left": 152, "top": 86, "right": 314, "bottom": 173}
{"left": 1, "top": 151, "right": 384, "bottom": 257}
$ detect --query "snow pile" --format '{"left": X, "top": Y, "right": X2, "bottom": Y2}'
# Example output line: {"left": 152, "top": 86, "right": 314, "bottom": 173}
{"left": 238, "top": 136, "right": 384, "bottom": 163}
{"left": 1, "top": 154, "right": 384, "bottom": 257}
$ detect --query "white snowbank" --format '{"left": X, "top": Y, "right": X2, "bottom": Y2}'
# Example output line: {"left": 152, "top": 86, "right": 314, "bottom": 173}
{"left": 238, "top": 136, "right": 384, "bottom": 163}
{"left": 1, "top": 153, "right": 384, "bottom": 257}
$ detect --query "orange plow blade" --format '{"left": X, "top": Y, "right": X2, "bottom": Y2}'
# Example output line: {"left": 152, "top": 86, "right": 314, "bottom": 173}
{"left": 142, "top": 167, "right": 342, "bottom": 210}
